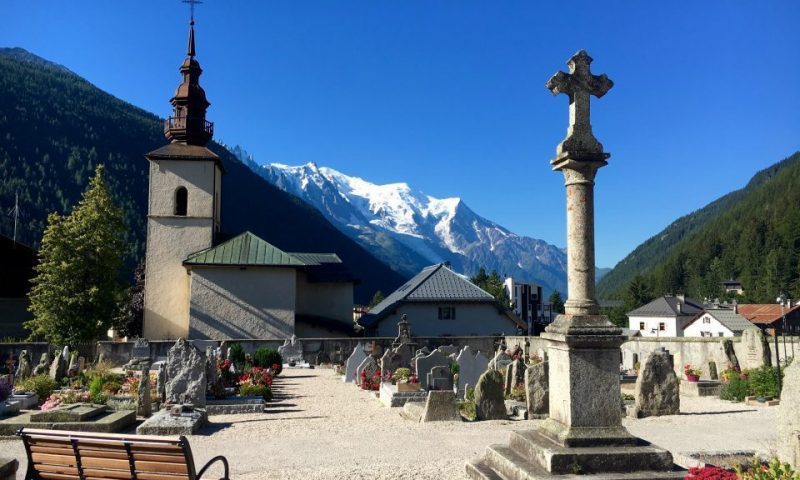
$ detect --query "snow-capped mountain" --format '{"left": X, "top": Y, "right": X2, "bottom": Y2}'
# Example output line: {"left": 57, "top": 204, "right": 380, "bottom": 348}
{"left": 240, "top": 155, "right": 569, "bottom": 295}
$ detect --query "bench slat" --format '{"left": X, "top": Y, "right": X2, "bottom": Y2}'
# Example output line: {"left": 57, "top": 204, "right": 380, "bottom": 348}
{"left": 82, "top": 467, "right": 142, "bottom": 479}
{"left": 31, "top": 453, "right": 78, "bottom": 467}
{"left": 37, "top": 472, "right": 79, "bottom": 480}
{"left": 136, "top": 472, "right": 191, "bottom": 480}
{"left": 81, "top": 457, "right": 130, "bottom": 470}
{"left": 136, "top": 460, "right": 189, "bottom": 474}
{"left": 133, "top": 452, "right": 189, "bottom": 463}
{"left": 30, "top": 446, "right": 75, "bottom": 456}
{"left": 31, "top": 463, "right": 80, "bottom": 475}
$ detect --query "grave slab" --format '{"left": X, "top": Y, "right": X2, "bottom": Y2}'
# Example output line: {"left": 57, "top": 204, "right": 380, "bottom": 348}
{"left": 379, "top": 382, "right": 427, "bottom": 408}
{"left": 10, "top": 393, "right": 39, "bottom": 410}
{"left": 0, "top": 408, "right": 135, "bottom": 436}
{"left": 136, "top": 408, "right": 207, "bottom": 435}
{"left": 680, "top": 380, "right": 722, "bottom": 397}
{"left": 206, "top": 396, "right": 265, "bottom": 415}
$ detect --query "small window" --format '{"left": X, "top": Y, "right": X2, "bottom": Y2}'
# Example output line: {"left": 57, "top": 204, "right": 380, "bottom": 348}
{"left": 174, "top": 187, "right": 188, "bottom": 216}
{"left": 438, "top": 306, "right": 456, "bottom": 320}
{"left": 639, "top": 322, "right": 645, "bottom": 330}
{"left": 658, "top": 322, "right": 665, "bottom": 331}
{"left": 703, "top": 317, "right": 711, "bottom": 324}
{"left": 718, "top": 332, "right": 724, "bottom": 337}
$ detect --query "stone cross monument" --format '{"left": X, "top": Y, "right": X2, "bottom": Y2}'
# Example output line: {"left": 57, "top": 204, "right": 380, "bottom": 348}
{"left": 466, "top": 51, "right": 683, "bottom": 478}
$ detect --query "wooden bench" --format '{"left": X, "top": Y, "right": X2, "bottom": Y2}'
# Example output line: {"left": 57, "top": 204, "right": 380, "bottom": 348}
{"left": 17, "top": 428, "right": 229, "bottom": 480}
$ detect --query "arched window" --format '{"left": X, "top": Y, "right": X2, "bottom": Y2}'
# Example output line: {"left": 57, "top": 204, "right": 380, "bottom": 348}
{"left": 174, "top": 187, "right": 188, "bottom": 216}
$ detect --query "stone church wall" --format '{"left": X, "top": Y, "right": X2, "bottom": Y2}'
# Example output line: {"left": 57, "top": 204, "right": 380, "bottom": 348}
{"left": 295, "top": 271, "right": 353, "bottom": 327}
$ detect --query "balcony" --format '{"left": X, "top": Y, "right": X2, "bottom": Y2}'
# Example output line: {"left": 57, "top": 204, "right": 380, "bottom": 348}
{"left": 164, "top": 116, "right": 214, "bottom": 144}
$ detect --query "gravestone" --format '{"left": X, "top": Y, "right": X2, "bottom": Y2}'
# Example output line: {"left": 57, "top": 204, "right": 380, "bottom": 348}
{"left": 525, "top": 361, "right": 549, "bottom": 417}
{"left": 437, "top": 345, "right": 459, "bottom": 356}
{"left": 344, "top": 343, "right": 368, "bottom": 383}
{"left": 356, "top": 356, "right": 380, "bottom": 386}
{"left": 777, "top": 359, "right": 800, "bottom": 468}
{"left": 132, "top": 338, "right": 151, "bottom": 360}
{"left": 155, "top": 362, "right": 166, "bottom": 403}
{"left": 380, "top": 349, "right": 403, "bottom": 377}
{"left": 66, "top": 354, "right": 79, "bottom": 377}
{"left": 278, "top": 335, "right": 305, "bottom": 364}
{"left": 14, "top": 350, "right": 32, "bottom": 380}
{"left": 456, "top": 346, "right": 489, "bottom": 398}
{"left": 630, "top": 348, "right": 679, "bottom": 418}
{"left": 708, "top": 361, "right": 718, "bottom": 381}
{"left": 504, "top": 363, "right": 514, "bottom": 396}
{"left": 740, "top": 329, "right": 771, "bottom": 370}
{"left": 488, "top": 348, "right": 512, "bottom": 372}
{"left": 421, "top": 391, "right": 461, "bottom": 422}
{"left": 427, "top": 365, "right": 454, "bottom": 391}
{"left": 164, "top": 338, "right": 207, "bottom": 408}
{"left": 722, "top": 339, "right": 741, "bottom": 371}
{"left": 393, "top": 343, "right": 415, "bottom": 370}
{"left": 415, "top": 350, "right": 450, "bottom": 390}
{"left": 49, "top": 349, "right": 66, "bottom": 381}
{"left": 138, "top": 367, "right": 152, "bottom": 417}
{"left": 505, "top": 359, "right": 527, "bottom": 395}
{"left": 474, "top": 369, "right": 506, "bottom": 420}
{"left": 33, "top": 353, "right": 49, "bottom": 376}
{"left": 392, "top": 315, "right": 414, "bottom": 348}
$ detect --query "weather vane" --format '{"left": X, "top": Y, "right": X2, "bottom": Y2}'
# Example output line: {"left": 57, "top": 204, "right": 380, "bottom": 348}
{"left": 182, "top": 0, "right": 203, "bottom": 22}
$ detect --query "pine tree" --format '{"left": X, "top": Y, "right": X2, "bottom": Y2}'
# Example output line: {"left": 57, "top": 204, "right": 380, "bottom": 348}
{"left": 26, "top": 165, "right": 127, "bottom": 346}
{"left": 549, "top": 290, "right": 565, "bottom": 314}
{"left": 368, "top": 290, "right": 385, "bottom": 308}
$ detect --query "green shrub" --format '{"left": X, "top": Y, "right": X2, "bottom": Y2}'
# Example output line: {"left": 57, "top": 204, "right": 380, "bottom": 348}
{"left": 16, "top": 375, "right": 56, "bottom": 401}
{"left": 466, "top": 386, "right": 475, "bottom": 402}
{"left": 735, "top": 457, "right": 800, "bottom": 480}
{"left": 90, "top": 392, "right": 109, "bottom": 405}
{"left": 748, "top": 366, "right": 782, "bottom": 399}
{"left": 393, "top": 368, "right": 411, "bottom": 382}
{"left": 720, "top": 374, "right": 749, "bottom": 402}
{"left": 458, "top": 400, "right": 477, "bottom": 421}
{"left": 229, "top": 343, "right": 245, "bottom": 368}
{"left": 450, "top": 363, "right": 459, "bottom": 375}
{"left": 253, "top": 348, "right": 283, "bottom": 375}
{"left": 239, "top": 383, "right": 272, "bottom": 401}
{"left": 89, "top": 376, "right": 104, "bottom": 397}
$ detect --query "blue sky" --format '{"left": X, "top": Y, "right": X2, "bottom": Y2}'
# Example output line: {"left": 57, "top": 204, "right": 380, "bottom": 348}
{"left": 3, "top": 1, "right": 799, "bottom": 268}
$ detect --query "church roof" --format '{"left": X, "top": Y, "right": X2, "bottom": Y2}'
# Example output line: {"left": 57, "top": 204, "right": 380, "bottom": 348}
{"left": 184, "top": 231, "right": 303, "bottom": 267}
{"left": 145, "top": 143, "right": 224, "bottom": 171}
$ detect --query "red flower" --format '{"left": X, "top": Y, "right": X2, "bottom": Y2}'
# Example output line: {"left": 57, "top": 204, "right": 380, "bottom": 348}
{"left": 685, "top": 466, "right": 737, "bottom": 480}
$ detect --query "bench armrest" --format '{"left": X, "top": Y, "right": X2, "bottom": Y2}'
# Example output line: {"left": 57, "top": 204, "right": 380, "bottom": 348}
{"left": 196, "top": 455, "right": 229, "bottom": 480}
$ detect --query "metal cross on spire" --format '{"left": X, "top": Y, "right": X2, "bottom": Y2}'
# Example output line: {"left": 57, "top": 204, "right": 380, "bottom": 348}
{"left": 182, "top": 0, "right": 203, "bottom": 23}
{"left": 546, "top": 50, "right": 613, "bottom": 159}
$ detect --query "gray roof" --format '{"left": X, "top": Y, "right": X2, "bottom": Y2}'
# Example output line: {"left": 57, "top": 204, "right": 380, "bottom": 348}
{"left": 359, "top": 263, "right": 518, "bottom": 328}
{"left": 691, "top": 309, "right": 757, "bottom": 334}
{"left": 627, "top": 295, "right": 704, "bottom": 317}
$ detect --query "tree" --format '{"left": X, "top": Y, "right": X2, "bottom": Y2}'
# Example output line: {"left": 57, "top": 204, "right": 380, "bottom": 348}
{"left": 27, "top": 165, "right": 127, "bottom": 346}
{"left": 114, "top": 262, "right": 145, "bottom": 338}
{"left": 470, "top": 267, "right": 511, "bottom": 308}
{"left": 549, "top": 290, "right": 565, "bottom": 314}
{"left": 368, "top": 290, "right": 385, "bottom": 308}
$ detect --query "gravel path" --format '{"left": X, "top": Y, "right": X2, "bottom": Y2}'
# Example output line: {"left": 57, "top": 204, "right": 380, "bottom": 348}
{"left": 0, "top": 368, "right": 779, "bottom": 479}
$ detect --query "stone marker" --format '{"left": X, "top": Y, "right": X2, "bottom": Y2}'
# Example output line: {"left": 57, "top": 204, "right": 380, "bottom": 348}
{"left": 488, "top": 348, "right": 512, "bottom": 372}
{"left": 778, "top": 359, "right": 800, "bottom": 468}
{"left": 356, "top": 356, "right": 379, "bottom": 386}
{"left": 392, "top": 315, "right": 414, "bottom": 348}
{"left": 165, "top": 338, "right": 207, "bottom": 408}
{"left": 630, "top": 348, "right": 679, "bottom": 418}
{"left": 380, "top": 349, "right": 403, "bottom": 378}
{"left": 138, "top": 367, "right": 152, "bottom": 417}
{"left": 504, "top": 358, "right": 527, "bottom": 395}
{"left": 437, "top": 345, "right": 458, "bottom": 356}
{"left": 740, "top": 329, "right": 771, "bottom": 370}
{"left": 67, "top": 353, "right": 79, "bottom": 377}
{"left": 421, "top": 390, "right": 461, "bottom": 422}
{"left": 722, "top": 339, "right": 741, "bottom": 371}
{"left": 33, "top": 352, "right": 49, "bottom": 376}
{"left": 708, "top": 361, "right": 718, "bottom": 381}
{"left": 415, "top": 350, "right": 450, "bottom": 390}
{"left": 344, "top": 343, "right": 368, "bottom": 383}
{"left": 14, "top": 350, "right": 32, "bottom": 380}
{"left": 156, "top": 362, "right": 166, "bottom": 403}
{"left": 427, "top": 365, "right": 454, "bottom": 391}
{"left": 49, "top": 349, "right": 66, "bottom": 381}
{"left": 278, "top": 335, "right": 304, "bottom": 364}
{"left": 524, "top": 361, "right": 549, "bottom": 417}
{"left": 455, "top": 346, "right": 489, "bottom": 399}
{"left": 474, "top": 370, "right": 505, "bottom": 420}
{"left": 393, "top": 343, "right": 415, "bottom": 370}
{"left": 131, "top": 338, "right": 151, "bottom": 360}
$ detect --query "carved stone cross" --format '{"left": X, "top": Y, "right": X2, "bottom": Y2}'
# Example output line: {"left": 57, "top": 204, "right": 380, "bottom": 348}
{"left": 546, "top": 50, "right": 613, "bottom": 157}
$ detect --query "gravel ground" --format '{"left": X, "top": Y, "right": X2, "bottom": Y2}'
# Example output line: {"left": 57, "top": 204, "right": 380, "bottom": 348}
{"left": 0, "top": 368, "right": 778, "bottom": 479}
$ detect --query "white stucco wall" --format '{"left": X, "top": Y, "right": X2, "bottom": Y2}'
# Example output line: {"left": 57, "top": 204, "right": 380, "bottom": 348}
{"left": 295, "top": 271, "right": 353, "bottom": 326}
{"left": 188, "top": 266, "right": 296, "bottom": 340}
{"left": 143, "top": 159, "right": 221, "bottom": 340}
{"left": 374, "top": 302, "right": 516, "bottom": 337}
{"left": 684, "top": 313, "right": 733, "bottom": 337}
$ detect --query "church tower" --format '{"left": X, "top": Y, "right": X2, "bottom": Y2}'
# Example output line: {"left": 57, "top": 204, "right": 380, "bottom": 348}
{"left": 142, "top": 19, "right": 223, "bottom": 339}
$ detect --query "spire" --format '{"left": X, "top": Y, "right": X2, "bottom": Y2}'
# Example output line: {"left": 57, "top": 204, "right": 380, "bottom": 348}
{"left": 164, "top": 19, "right": 213, "bottom": 146}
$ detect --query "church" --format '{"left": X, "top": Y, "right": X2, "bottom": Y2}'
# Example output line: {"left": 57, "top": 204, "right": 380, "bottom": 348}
{"left": 142, "top": 20, "right": 356, "bottom": 341}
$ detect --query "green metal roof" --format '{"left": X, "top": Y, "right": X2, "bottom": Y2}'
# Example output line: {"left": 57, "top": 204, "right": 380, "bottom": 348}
{"left": 290, "top": 253, "right": 342, "bottom": 265}
{"left": 184, "top": 231, "right": 304, "bottom": 267}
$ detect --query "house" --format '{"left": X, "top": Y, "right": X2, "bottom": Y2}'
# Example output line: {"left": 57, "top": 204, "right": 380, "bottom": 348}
{"left": 722, "top": 279, "right": 744, "bottom": 295}
{"left": 737, "top": 303, "right": 800, "bottom": 336}
{"left": 0, "top": 234, "right": 37, "bottom": 340}
{"left": 627, "top": 294, "right": 704, "bottom": 337}
{"left": 142, "top": 22, "right": 356, "bottom": 340}
{"left": 358, "top": 263, "right": 523, "bottom": 337}
{"left": 683, "top": 307, "right": 757, "bottom": 337}
{"left": 503, "top": 278, "right": 546, "bottom": 334}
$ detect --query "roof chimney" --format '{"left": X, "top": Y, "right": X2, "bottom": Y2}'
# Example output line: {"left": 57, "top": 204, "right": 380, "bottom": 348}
{"left": 676, "top": 301, "right": 681, "bottom": 314}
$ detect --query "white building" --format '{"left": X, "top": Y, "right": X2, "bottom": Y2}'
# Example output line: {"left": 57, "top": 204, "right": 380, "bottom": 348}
{"left": 683, "top": 308, "right": 757, "bottom": 337}
{"left": 627, "top": 294, "right": 704, "bottom": 337}
{"left": 503, "top": 278, "right": 546, "bottom": 334}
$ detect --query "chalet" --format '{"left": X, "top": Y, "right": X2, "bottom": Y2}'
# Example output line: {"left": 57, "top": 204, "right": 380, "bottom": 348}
{"left": 683, "top": 307, "right": 756, "bottom": 337}
{"left": 737, "top": 303, "right": 800, "bottom": 336}
{"left": 627, "top": 294, "right": 704, "bottom": 337}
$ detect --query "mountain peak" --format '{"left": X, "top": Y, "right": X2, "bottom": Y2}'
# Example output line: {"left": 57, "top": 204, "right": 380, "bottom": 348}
{"left": 0, "top": 47, "right": 74, "bottom": 76}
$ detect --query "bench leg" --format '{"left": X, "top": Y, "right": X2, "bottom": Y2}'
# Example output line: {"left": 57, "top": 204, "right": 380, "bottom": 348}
{"left": 196, "top": 455, "right": 229, "bottom": 480}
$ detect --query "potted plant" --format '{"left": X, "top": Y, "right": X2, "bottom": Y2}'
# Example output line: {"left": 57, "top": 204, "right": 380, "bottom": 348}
{"left": 684, "top": 364, "right": 702, "bottom": 382}
{"left": 393, "top": 368, "right": 420, "bottom": 392}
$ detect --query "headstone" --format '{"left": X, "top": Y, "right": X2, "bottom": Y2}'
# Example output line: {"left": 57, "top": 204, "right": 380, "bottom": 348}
{"left": 67, "top": 354, "right": 79, "bottom": 377}
{"left": 393, "top": 343, "right": 415, "bottom": 369}
{"left": 524, "top": 361, "right": 549, "bottom": 417}
{"left": 380, "top": 349, "right": 403, "bottom": 377}
{"left": 708, "top": 361, "right": 718, "bottom": 381}
{"left": 156, "top": 362, "right": 166, "bottom": 403}
{"left": 455, "top": 347, "right": 489, "bottom": 399}
{"left": 505, "top": 359, "right": 527, "bottom": 395}
{"left": 33, "top": 353, "right": 49, "bottom": 376}
{"left": 488, "top": 349, "right": 512, "bottom": 372}
{"left": 722, "top": 339, "right": 741, "bottom": 371}
{"left": 631, "top": 348, "right": 679, "bottom": 418}
{"left": 392, "top": 315, "right": 414, "bottom": 348}
{"left": 415, "top": 351, "right": 450, "bottom": 390}
{"left": 504, "top": 363, "right": 514, "bottom": 396}
{"left": 437, "top": 345, "right": 458, "bottom": 356}
{"left": 344, "top": 343, "right": 368, "bottom": 383}
{"left": 138, "top": 367, "right": 152, "bottom": 417}
{"left": 356, "top": 356, "right": 380, "bottom": 386}
{"left": 164, "top": 338, "right": 207, "bottom": 408}
{"left": 49, "top": 350, "right": 66, "bottom": 381}
{"left": 777, "top": 359, "right": 800, "bottom": 467}
{"left": 278, "top": 335, "right": 304, "bottom": 364}
{"left": 427, "top": 365, "right": 454, "bottom": 391}
{"left": 421, "top": 390, "right": 461, "bottom": 422}
{"left": 14, "top": 350, "right": 32, "bottom": 380}
{"left": 474, "top": 370, "right": 506, "bottom": 420}
{"left": 740, "top": 329, "right": 771, "bottom": 370}
{"left": 417, "top": 347, "right": 431, "bottom": 356}
{"left": 131, "top": 338, "right": 151, "bottom": 360}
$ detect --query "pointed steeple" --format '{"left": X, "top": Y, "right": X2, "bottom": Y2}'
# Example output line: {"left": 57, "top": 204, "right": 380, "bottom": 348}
{"left": 164, "top": 20, "right": 213, "bottom": 146}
